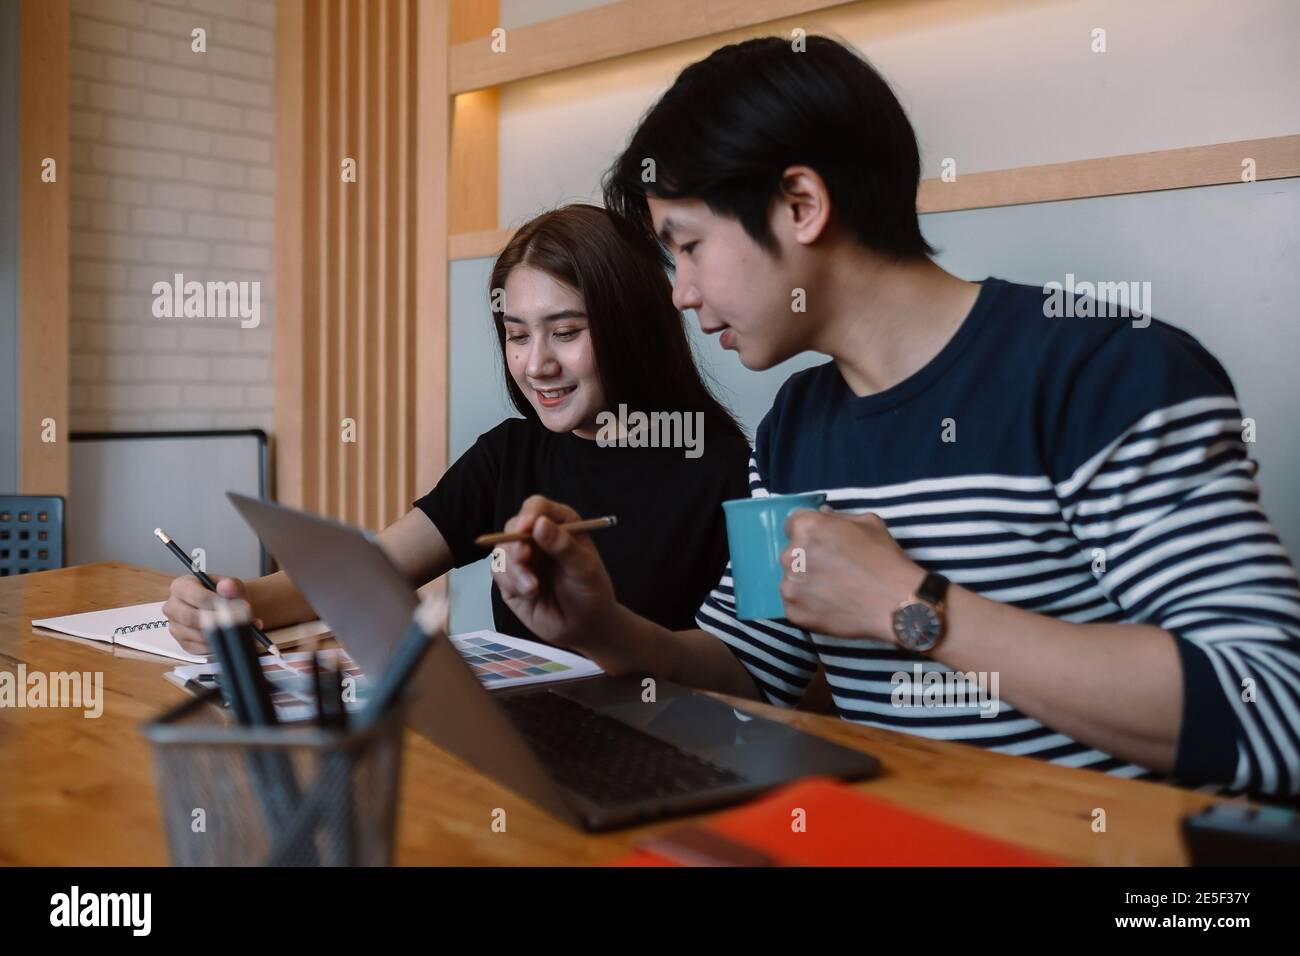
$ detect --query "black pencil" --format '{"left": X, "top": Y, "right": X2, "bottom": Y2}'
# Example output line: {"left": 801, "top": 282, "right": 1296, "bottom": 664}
{"left": 155, "top": 527, "right": 277, "bottom": 654}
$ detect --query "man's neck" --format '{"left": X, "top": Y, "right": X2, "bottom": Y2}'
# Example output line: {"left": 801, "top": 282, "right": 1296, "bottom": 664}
{"left": 809, "top": 251, "right": 981, "bottom": 398}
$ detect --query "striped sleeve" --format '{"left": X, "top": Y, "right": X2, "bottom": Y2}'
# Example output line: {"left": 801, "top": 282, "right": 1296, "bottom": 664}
{"left": 1055, "top": 384, "right": 1300, "bottom": 797}
{"left": 694, "top": 455, "right": 820, "bottom": 707}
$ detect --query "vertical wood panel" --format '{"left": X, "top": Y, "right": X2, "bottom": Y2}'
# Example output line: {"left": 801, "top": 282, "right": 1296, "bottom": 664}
{"left": 274, "top": 0, "right": 304, "bottom": 510}
{"left": 17, "top": 0, "right": 69, "bottom": 497}
{"left": 275, "top": 0, "right": 448, "bottom": 530}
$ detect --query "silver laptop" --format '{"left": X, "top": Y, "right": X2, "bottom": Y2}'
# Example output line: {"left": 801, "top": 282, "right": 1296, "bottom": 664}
{"left": 228, "top": 492, "right": 880, "bottom": 831}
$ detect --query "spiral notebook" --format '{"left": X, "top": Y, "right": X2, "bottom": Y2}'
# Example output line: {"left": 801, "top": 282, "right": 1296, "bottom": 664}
{"left": 32, "top": 601, "right": 207, "bottom": 664}
{"left": 33, "top": 601, "right": 333, "bottom": 665}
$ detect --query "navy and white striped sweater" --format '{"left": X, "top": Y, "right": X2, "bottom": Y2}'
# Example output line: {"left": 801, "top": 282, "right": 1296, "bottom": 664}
{"left": 696, "top": 277, "right": 1300, "bottom": 797}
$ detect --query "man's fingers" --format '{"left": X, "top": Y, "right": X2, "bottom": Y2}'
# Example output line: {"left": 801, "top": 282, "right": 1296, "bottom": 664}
{"left": 520, "top": 494, "right": 582, "bottom": 526}
{"left": 532, "top": 516, "right": 578, "bottom": 559}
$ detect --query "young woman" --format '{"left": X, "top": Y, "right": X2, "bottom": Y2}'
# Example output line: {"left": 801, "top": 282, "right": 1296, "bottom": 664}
{"left": 164, "top": 203, "right": 751, "bottom": 651}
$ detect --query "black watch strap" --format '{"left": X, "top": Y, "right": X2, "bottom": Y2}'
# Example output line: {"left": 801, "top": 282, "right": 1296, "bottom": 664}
{"left": 917, "top": 572, "right": 949, "bottom": 605}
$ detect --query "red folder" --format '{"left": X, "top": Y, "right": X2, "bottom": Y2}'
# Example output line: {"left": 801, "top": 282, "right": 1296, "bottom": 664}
{"left": 614, "top": 778, "right": 1070, "bottom": 866}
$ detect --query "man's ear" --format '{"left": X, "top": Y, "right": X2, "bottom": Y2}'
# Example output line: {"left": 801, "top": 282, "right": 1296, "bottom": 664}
{"left": 777, "top": 165, "right": 832, "bottom": 246}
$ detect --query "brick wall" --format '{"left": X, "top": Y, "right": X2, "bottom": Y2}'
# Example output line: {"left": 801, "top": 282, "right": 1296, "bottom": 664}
{"left": 68, "top": 0, "right": 275, "bottom": 432}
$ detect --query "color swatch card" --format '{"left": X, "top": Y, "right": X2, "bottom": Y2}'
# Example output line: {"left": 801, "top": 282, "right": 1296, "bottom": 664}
{"left": 449, "top": 629, "right": 603, "bottom": 689}
{"left": 166, "top": 648, "right": 370, "bottom": 723}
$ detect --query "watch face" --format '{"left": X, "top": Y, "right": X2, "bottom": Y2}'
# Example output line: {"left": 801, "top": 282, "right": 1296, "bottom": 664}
{"left": 893, "top": 601, "right": 942, "bottom": 651}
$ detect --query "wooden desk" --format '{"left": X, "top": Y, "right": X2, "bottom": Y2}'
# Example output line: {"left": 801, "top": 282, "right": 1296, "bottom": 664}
{"left": 0, "top": 562, "right": 1225, "bottom": 865}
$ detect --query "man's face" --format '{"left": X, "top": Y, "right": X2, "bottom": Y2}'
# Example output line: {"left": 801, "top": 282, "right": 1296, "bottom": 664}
{"left": 648, "top": 197, "right": 812, "bottom": 370}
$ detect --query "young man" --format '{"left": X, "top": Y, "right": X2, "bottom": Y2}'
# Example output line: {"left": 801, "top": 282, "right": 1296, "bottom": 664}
{"left": 490, "top": 36, "right": 1300, "bottom": 797}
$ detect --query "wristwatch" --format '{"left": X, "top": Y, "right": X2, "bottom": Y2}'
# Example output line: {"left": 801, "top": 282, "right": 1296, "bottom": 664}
{"left": 891, "top": 572, "right": 950, "bottom": 653}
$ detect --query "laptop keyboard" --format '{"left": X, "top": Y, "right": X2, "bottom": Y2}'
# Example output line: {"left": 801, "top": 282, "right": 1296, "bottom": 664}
{"left": 499, "top": 690, "right": 747, "bottom": 808}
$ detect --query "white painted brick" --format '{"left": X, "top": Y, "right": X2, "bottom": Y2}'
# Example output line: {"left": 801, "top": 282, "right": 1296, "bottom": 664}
{"left": 179, "top": 326, "right": 244, "bottom": 352}
{"left": 93, "top": 144, "right": 183, "bottom": 179}
{"left": 101, "top": 115, "right": 148, "bottom": 145}
{"left": 71, "top": 353, "right": 104, "bottom": 383}
{"left": 146, "top": 237, "right": 211, "bottom": 265}
{"left": 103, "top": 54, "right": 147, "bottom": 86}
{"left": 213, "top": 190, "right": 270, "bottom": 218}
{"left": 70, "top": 109, "right": 104, "bottom": 139}
{"left": 211, "top": 75, "right": 271, "bottom": 108}
{"left": 69, "top": 79, "right": 88, "bottom": 107}
{"left": 242, "top": 107, "right": 272, "bottom": 135}
{"left": 81, "top": 322, "right": 141, "bottom": 351}
{"left": 210, "top": 132, "right": 270, "bottom": 163}
{"left": 152, "top": 411, "right": 216, "bottom": 429}
{"left": 214, "top": 411, "right": 269, "bottom": 428}
{"left": 71, "top": 172, "right": 109, "bottom": 200}
{"left": 146, "top": 7, "right": 211, "bottom": 37}
{"left": 183, "top": 383, "right": 244, "bottom": 409}
{"left": 131, "top": 207, "right": 185, "bottom": 236}
{"left": 211, "top": 356, "right": 269, "bottom": 381}
{"left": 108, "top": 178, "right": 151, "bottom": 204}
{"left": 186, "top": 212, "right": 247, "bottom": 241}
{"left": 72, "top": 0, "right": 146, "bottom": 27}
{"left": 103, "top": 354, "right": 147, "bottom": 381}
{"left": 246, "top": 167, "right": 273, "bottom": 192}
{"left": 73, "top": 17, "right": 130, "bottom": 53}
{"left": 152, "top": 181, "right": 214, "bottom": 211}
{"left": 147, "top": 63, "right": 210, "bottom": 97}
{"left": 128, "top": 30, "right": 173, "bottom": 63}
{"left": 70, "top": 291, "right": 103, "bottom": 318}
{"left": 206, "top": 46, "right": 271, "bottom": 81}
{"left": 244, "top": 386, "right": 274, "bottom": 408}
{"left": 102, "top": 293, "right": 152, "bottom": 321}
{"left": 147, "top": 120, "right": 212, "bottom": 155}
{"left": 240, "top": 327, "right": 272, "bottom": 353}
{"left": 87, "top": 82, "right": 142, "bottom": 114}
{"left": 184, "top": 155, "right": 245, "bottom": 187}
{"left": 141, "top": 92, "right": 181, "bottom": 120}
{"left": 190, "top": 0, "right": 248, "bottom": 20}
{"left": 70, "top": 49, "right": 105, "bottom": 80}
{"left": 212, "top": 243, "right": 269, "bottom": 271}
{"left": 247, "top": 0, "right": 274, "bottom": 28}
{"left": 246, "top": 220, "right": 272, "bottom": 243}
{"left": 180, "top": 97, "right": 243, "bottom": 132}
{"left": 146, "top": 354, "right": 210, "bottom": 380}
{"left": 138, "top": 325, "right": 180, "bottom": 350}
{"left": 212, "top": 19, "right": 272, "bottom": 55}
{"left": 105, "top": 382, "right": 182, "bottom": 410}
{"left": 70, "top": 140, "right": 93, "bottom": 168}
{"left": 91, "top": 202, "right": 131, "bottom": 231}
{"left": 70, "top": 203, "right": 93, "bottom": 229}
{"left": 73, "top": 232, "right": 144, "bottom": 262}
{"left": 71, "top": 260, "right": 128, "bottom": 290}
{"left": 106, "top": 413, "right": 151, "bottom": 430}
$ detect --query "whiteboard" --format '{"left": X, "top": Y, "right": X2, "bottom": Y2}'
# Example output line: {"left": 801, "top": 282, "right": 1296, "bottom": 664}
{"left": 69, "top": 431, "right": 269, "bottom": 580}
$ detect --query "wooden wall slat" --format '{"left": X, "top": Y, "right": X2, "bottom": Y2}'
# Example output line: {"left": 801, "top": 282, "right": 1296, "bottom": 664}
{"left": 17, "top": 0, "right": 69, "bottom": 497}
{"left": 274, "top": 0, "right": 305, "bottom": 511}
{"left": 271, "top": 0, "right": 451, "bottom": 529}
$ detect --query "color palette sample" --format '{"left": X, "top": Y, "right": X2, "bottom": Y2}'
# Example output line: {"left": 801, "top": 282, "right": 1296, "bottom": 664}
{"left": 452, "top": 633, "right": 573, "bottom": 684}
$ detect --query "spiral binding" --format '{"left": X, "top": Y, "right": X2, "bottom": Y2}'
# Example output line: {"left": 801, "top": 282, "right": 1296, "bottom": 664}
{"left": 113, "top": 619, "right": 168, "bottom": 636}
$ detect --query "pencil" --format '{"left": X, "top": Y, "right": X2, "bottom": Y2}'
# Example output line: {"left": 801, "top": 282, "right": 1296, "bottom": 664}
{"left": 155, "top": 527, "right": 278, "bottom": 654}
{"left": 474, "top": 515, "right": 617, "bottom": 548}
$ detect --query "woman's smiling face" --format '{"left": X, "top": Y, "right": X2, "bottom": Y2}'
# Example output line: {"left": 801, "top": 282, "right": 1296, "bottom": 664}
{"left": 501, "top": 265, "right": 606, "bottom": 437}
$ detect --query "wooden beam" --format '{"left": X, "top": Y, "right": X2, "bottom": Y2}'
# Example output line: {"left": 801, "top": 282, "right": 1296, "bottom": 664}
{"left": 414, "top": 0, "right": 450, "bottom": 506}
{"left": 273, "top": 0, "right": 305, "bottom": 509}
{"left": 449, "top": 135, "right": 1300, "bottom": 260}
{"left": 17, "top": 0, "right": 69, "bottom": 497}
{"left": 449, "top": 0, "right": 854, "bottom": 94}
{"left": 918, "top": 134, "right": 1300, "bottom": 213}
{"left": 449, "top": 1, "right": 499, "bottom": 235}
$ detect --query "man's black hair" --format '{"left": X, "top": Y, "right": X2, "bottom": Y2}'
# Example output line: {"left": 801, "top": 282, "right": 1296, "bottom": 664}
{"left": 603, "top": 35, "right": 935, "bottom": 261}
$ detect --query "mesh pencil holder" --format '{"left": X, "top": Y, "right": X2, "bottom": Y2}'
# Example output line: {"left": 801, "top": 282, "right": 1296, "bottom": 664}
{"left": 143, "top": 689, "right": 407, "bottom": 866}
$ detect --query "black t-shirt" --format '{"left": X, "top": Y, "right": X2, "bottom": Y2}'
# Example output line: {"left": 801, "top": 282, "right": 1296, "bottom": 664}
{"left": 413, "top": 417, "right": 752, "bottom": 642}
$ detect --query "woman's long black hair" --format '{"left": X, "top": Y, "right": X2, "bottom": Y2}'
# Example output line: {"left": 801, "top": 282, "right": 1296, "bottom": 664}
{"left": 488, "top": 203, "right": 745, "bottom": 441}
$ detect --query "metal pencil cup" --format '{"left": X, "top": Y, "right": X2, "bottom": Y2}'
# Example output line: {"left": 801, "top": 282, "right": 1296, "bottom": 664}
{"left": 144, "top": 689, "right": 407, "bottom": 866}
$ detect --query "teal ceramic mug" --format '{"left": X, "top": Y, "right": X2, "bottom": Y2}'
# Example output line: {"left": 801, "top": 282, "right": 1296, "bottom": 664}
{"left": 722, "top": 492, "right": 828, "bottom": 621}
